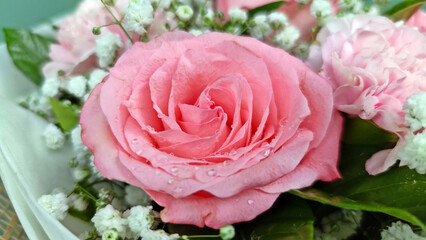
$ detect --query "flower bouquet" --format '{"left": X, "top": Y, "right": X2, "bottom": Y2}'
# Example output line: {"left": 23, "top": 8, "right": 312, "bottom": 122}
{"left": 1, "top": 0, "right": 426, "bottom": 239}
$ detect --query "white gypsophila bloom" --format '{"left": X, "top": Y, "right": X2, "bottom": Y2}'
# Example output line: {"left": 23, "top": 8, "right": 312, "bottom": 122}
{"left": 310, "top": 0, "right": 332, "bottom": 18}
{"left": 96, "top": 32, "right": 123, "bottom": 69}
{"left": 124, "top": 0, "right": 154, "bottom": 34}
{"left": 102, "top": 229, "right": 119, "bottom": 240}
{"left": 125, "top": 185, "right": 151, "bottom": 206}
{"left": 41, "top": 77, "right": 60, "bottom": 97}
{"left": 196, "top": 8, "right": 214, "bottom": 26}
{"left": 398, "top": 132, "right": 426, "bottom": 174}
{"left": 338, "top": 0, "right": 364, "bottom": 13}
{"left": 381, "top": 221, "right": 426, "bottom": 240}
{"left": 151, "top": 0, "right": 172, "bottom": 9}
{"left": 141, "top": 229, "right": 180, "bottom": 240}
{"left": 189, "top": 29, "right": 204, "bottom": 36}
{"left": 176, "top": 5, "right": 194, "bottom": 21}
{"left": 268, "top": 12, "right": 288, "bottom": 30}
{"left": 404, "top": 92, "right": 426, "bottom": 132}
{"left": 274, "top": 25, "right": 301, "bottom": 50}
{"left": 127, "top": 206, "right": 154, "bottom": 235}
{"left": 316, "top": 210, "right": 362, "bottom": 240}
{"left": 78, "top": 232, "right": 90, "bottom": 240}
{"left": 89, "top": 69, "right": 109, "bottom": 90}
{"left": 69, "top": 194, "right": 89, "bottom": 211}
{"left": 43, "top": 123, "right": 65, "bottom": 150}
{"left": 203, "top": 8, "right": 215, "bottom": 22}
{"left": 38, "top": 192, "right": 69, "bottom": 220}
{"left": 228, "top": 8, "right": 248, "bottom": 24}
{"left": 71, "top": 125, "right": 87, "bottom": 152}
{"left": 67, "top": 76, "right": 87, "bottom": 98}
{"left": 92, "top": 205, "right": 127, "bottom": 238}
{"left": 249, "top": 14, "right": 271, "bottom": 39}
{"left": 73, "top": 167, "right": 91, "bottom": 182}
{"left": 292, "top": 42, "right": 310, "bottom": 60}
{"left": 24, "top": 92, "right": 51, "bottom": 115}
{"left": 366, "top": 5, "right": 380, "bottom": 15}
{"left": 296, "top": 0, "right": 311, "bottom": 4}
{"left": 90, "top": 155, "right": 105, "bottom": 179}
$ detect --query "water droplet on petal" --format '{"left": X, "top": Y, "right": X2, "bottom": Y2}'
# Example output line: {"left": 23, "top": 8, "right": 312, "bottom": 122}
{"left": 248, "top": 199, "right": 254, "bottom": 205}
{"left": 263, "top": 148, "right": 271, "bottom": 157}
{"left": 207, "top": 169, "right": 216, "bottom": 176}
{"left": 171, "top": 167, "right": 179, "bottom": 173}
{"left": 155, "top": 170, "right": 160, "bottom": 175}
{"left": 223, "top": 160, "right": 230, "bottom": 166}
{"left": 174, "top": 187, "right": 183, "bottom": 193}
{"left": 168, "top": 179, "right": 174, "bottom": 184}
{"left": 131, "top": 138, "right": 138, "bottom": 144}
{"left": 136, "top": 150, "right": 143, "bottom": 156}
{"left": 194, "top": 166, "right": 200, "bottom": 171}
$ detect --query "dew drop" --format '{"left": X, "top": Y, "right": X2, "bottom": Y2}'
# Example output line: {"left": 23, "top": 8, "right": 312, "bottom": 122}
{"left": 207, "top": 169, "right": 217, "bottom": 176}
{"left": 131, "top": 138, "right": 138, "bottom": 144}
{"left": 174, "top": 187, "right": 183, "bottom": 193}
{"left": 263, "top": 148, "right": 271, "bottom": 157}
{"left": 248, "top": 199, "right": 254, "bottom": 205}
{"left": 136, "top": 150, "right": 143, "bottom": 156}
{"left": 168, "top": 179, "right": 174, "bottom": 184}
{"left": 194, "top": 166, "right": 200, "bottom": 171}
{"left": 171, "top": 167, "right": 179, "bottom": 173}
{"left": 223, "top": 160, "right": 230, "bottom": 167}
{"left": 155, "top": 170, "right": 160, "bottom": 175}
{"left": 229, "top": 150, "right": 237, "bottom": 156}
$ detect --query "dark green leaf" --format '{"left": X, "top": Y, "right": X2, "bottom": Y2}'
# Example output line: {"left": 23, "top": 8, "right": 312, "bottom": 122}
{"left": 248, "top": 1, "right": 286, "bottom": 17}
{"left": 291, "top": 142, "right": 426, "bottom": 230}
{"left": 343, "top": 117, "right": 398, "bottom": 145}
{"left": 383, "top": 0, "right": 426, "bottom": 21}
{"left": 49, "top": 98, "right": 80, "bottom": 131}
{"left": 237, "top": 196, "right": 314, "bottom": 240}
{"left": 3, "top": 28, "right": 55, "bottom": 85}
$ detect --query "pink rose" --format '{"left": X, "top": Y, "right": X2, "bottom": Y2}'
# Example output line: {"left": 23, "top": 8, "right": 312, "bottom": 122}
{"left": 80, "top": 31, "right": 342, "bottom": 228}
{"left": 216, "top": 0, "right": 338, "bottom": 41}
{"left": 406, "top": 10, "right": 426, "bottom": 33}
{"left": 43, "top": 0, "right": 130, "bottom": 78}
{"left": 317, "top": 15, "right": 426, "bottom": 174}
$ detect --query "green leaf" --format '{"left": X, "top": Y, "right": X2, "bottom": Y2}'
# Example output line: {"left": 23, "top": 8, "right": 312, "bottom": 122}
{"left": 343, "top": 117, "right": 398, "bottom": 145}
{"left": 3, "top": 28, "right": 55, "bottom": 86}
{"left": 383, "top": 0, "right": 426, "bottom": 21}
{"left": 49, "top": 98, "right": 80, "bottom": 131}
{"left": 291, "top": 143, "right": 426, "bottom": 231}
{"left": 237, "top": 196, "right": 314, "bottom": 240}
{"left": 248, "top": 1, "right": 286, "bottom": 17}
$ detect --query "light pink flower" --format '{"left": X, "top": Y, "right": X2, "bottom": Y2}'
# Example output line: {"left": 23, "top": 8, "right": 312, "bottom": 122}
{"left": 216, "top": 0, "right": 338, "bottom": 41}
{"left": 406, "top": 10, "right": 426, "bottom": 33}
{"left": 80, "top": 31, "right": 342, "bottom": 228}
{"left": 43, "top": 0, "right": 130, "bottom": 78}
{"left": 317, "top": 15, "right": 426, "bottom": 174}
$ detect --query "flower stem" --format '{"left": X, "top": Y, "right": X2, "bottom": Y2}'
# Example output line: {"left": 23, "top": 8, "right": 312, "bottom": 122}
{"left": 100, "top": 0, "right": 134, "bottom": 44}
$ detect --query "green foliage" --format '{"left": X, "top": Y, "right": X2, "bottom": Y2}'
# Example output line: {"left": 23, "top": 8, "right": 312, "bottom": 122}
{"left": 3, "top": 28, "right": 54, "bottom": 85}
{"left": 383, "top": 0, "right": 426, "bottom": 21}
{"left": 248, "top": 1, "right": 286, "bottom": 17}
{"left": 49, "top": 98, "right": 80, "bottom": 131}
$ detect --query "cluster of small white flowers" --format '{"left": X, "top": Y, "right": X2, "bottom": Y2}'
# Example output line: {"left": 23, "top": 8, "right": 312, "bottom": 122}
{"left": 71, "top": 125, "right": 88, "bottom": 156}
{"left": 96, "top": 32, "right": 123, "bottom": 69}
{"left": 142, "top": 229, "right": 180, "bottom": 240}
{"left": 41, "top": 77, "right": 60, "bottom": 97}
{"left": 125, "top": 185, "right": 151, "bottom": 206}
{"left": 398, "top": 132, "right": 426, "bottom": 174}
{"left": 338, "top": 0, "right": 364, "bottom": 13}
{"left": 176, "top": 5, "right": 194, "bottom": 22}
{"left": 67, "top": 76, "right": 87, "bottom": 98}
{"left": 310, "top": 0, "right": 333, "bottom": 18}
{"left": 73, "top": 167, "right": 91, "bottom": 181}
{"left": 43, "top": 123, "right": 65, "bottom": 150}
{"left": 92, "top": 205, "right": 128, "bottom": 238}
{"left": 126, "top": 206, "right": 154, "bottom": 234}
{"left": 69, "top": 194, "right": 89, "bottom": 211}
{"left": 90, "top": 155, "right": 105, "bottom": 179}
{"left": 124, "top": 0, "right": 154, "bottom": 34}
{"left": 88, "top": 69, "right": 109, "bottom": 90}
{"left": 381, "top": 221, "right": 426, "bottom": 240}
{"left": 38, "top": 191, "right": 69, "bottom": 220}
{"left": 23, "top": 92, "right": 51, "bottom": 115}
{"left": 268, "top": 12, "right": 289, "bottom": 30}
{"left": 292, "top": 42, "right": 310, "bottom": 60}
{"left": 274, "top": 25, "right": 301, "bottom": 50}
{"left": 228, "top": 8, "right": 248, "bottom": 24}
{"left": 404, "top": 92, "right": 426, "bottom": 132}
{"left": 150, "top": 0, "right": 172, "bottom": 10}
{"left": 249, "top": 14, "right": 271, "bottom": 39}
{"left": 315, "top": 209, "right": 362, "bottom": 240}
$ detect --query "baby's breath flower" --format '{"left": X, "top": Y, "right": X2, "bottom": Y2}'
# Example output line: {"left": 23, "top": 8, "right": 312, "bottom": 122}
{"left": 73, "top": 167, "right": 91, "bottom": 182}
{"left": 90, "top": 155, "right": 105, "bottom": 179}
{"left": 41, "top": 77, "right": 60, "bottom": 97}
{"left": 268, "top": 12, "right": 288, "bottom": 30}
{"left": 220, "top": 225, "right": 235, "bottom": 240}
{"left": 310, "top": 0, "right": 332, "bottom": 18}
{"left": 71, "top": 125, "right": 87, "bottom": 152}
{"left": 228, "top": 8, "right": 248, "bottom": 24}
{"left": 92, "top": 205, "right": 127, "bottom": 238}
{"left": 274, "top": 25, "right": 301, "bottom": 50}
{"left": 43, "top": 123, "right": 65, "bottom": 150}
{"left": 124, "top": 0, "right": 154, "bottom": 34}
{"left": 404, "top": 92, "right": 426, "bottom": 132}
{"left": 176, "top": 5, "right": 194, "bottom": 21}
{"left": 398, "top": 132, "right": 426, "bottom": 174}
{"left": 67, "top": 76, "right": 87, "bottom": 98}
{"left": 69, "top": 194, "right": 89, "bottom": 211}
{"left": 296, "top": 0, "right": 312, "bottom": 4}
{"left": 142, "top": 229, "right": 180, "bottom": 240}
{"left": 151, "top": 0, "right": 172, "bottom": 9}
{"left": 127, "top": 206, "right": 155, "bottom": 235}
{"left": 189, "top": 28, "right": 204, "bottom": 36}
{"left": 249, "top": 14, "right": 271, "bottom": 39}
{"left": 88, "top": 69, "right": 109, "bottom": 90}
{"left": 38, "top": 192, "right": 69, "bottom": 220}
{"left": 381, "top": 221, "right": 426, "bottom": 240}
{"left": 338, "top": 0, "right": 364, "bottom": 14}
{"left": 315, "top": 209, "right": 362, "bottom": 240}
{"left": 125, "top": 185, "right": 151, "bottom": 206}
{"left": 96, "top": 33, "right": 123, "bottom": 69}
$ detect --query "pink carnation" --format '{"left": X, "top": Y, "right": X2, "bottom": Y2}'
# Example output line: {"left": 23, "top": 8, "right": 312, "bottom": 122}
{"left": 42, "top": 0, "right": 129, "bottom": 78}
{"left": 317, "top": 15, "right": 426, "bottom": 174}
{"left": 406, "top": 10, "right": 426, "bottom": 33}
{"left": 81, "top": 31, "right": 342, "bottom": 228}
{"left": 217, "top": 0, "right": 338, "bottom": 41}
